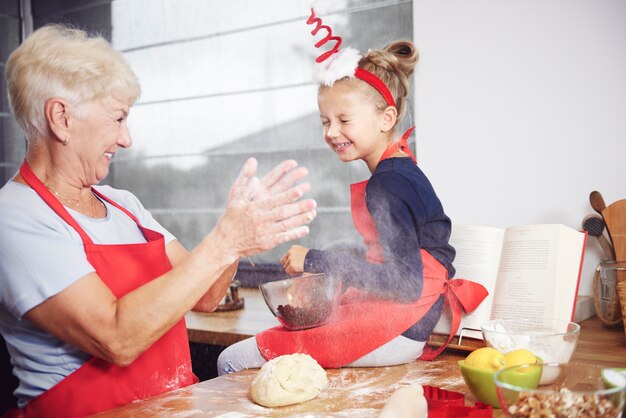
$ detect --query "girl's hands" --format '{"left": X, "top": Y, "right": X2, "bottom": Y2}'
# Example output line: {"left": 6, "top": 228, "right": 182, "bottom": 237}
{"left": 212, "top": 158, "right": 317, "bottom": 263}
{"left": 280, "top": 245, "right": 310, "bottom": 275}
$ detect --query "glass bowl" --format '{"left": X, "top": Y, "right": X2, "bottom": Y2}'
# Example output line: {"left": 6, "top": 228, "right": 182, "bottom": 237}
{"left": 481, "top": 318, "right": 580, "bottom": 365}
{"left": 494, "top": 362, "right": 626, "bottom": 417}
{"left": 259, "top": 273, "right": 342, "bottom": 330}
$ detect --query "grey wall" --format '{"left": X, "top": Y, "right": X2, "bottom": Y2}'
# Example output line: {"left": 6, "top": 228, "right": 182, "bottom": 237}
{"left": 413, "top": 0, "right": 626, "bottom": 296}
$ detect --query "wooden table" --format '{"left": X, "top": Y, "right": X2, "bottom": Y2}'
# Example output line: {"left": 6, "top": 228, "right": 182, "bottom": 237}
{"left": 92, "top": 355, "right": 475, "bottom": 417}
{"left": 185, "top": 288, "right": 276, "bottom": 346}
{"left": 92, "top": 289, "right": 626, "bottom": 417}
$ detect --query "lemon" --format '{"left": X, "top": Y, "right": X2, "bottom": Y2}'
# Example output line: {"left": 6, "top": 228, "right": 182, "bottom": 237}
{"left": 503, "top": 349, "right": 539, "bottom": 368}
{"left": 464, "top": 347, "right": 505, "bottom": 371}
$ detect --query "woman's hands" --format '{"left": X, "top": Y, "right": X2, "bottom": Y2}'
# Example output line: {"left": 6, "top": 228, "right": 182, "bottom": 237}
{"left": 211, "top": 158, "right": 317, "bottom": 263}
{"left": 22, "top": 158, "right": 317, "bottom": 366}
{"left": 280, "top": 245, "right": 310, "bottom": 275}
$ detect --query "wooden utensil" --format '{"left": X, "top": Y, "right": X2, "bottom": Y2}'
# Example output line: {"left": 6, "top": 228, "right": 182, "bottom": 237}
{"left": 590, "top": 191, "right": 607, "bottom": 215}
{"left": 602, "top": 199, "right": 626, "bottom": 282}
{"left": 582, "top": 214, "right": 615, "bottom": 260}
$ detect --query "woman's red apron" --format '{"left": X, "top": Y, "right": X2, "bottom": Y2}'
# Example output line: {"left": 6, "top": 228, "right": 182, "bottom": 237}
{"left": 5, "top": 161, "right": 197, "bottom": 418}
{"left": 256, "top": 131, "right": 488, "bottom": 366}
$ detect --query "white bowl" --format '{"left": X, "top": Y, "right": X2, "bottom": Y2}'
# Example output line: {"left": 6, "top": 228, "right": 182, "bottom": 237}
{"left": 481, "top": 319, "right": 580, "bottom": 364}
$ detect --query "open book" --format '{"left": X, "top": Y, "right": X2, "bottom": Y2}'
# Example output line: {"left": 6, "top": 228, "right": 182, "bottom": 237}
{"left": 433, "top": 224, "right": 587, "bottom": 340}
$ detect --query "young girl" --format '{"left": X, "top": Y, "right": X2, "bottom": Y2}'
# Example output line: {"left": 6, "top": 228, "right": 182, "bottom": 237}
{"left": 217, "top": 11, "right": 487, "bottom": 375}
{"left": 280, "top": 37, "right": 452, "bottom": 352}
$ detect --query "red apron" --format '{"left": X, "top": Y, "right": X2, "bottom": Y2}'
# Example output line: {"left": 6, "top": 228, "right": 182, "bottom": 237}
{"left": 5, "top": 161, "right": 197, "bottom": 418}
{"left": 256, "top": 131, "right": 488, "bottom": 366}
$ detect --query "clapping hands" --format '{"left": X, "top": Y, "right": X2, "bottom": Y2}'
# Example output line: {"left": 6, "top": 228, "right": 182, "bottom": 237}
{"left": 214, "top": 158, "right": 317, "bottom": 262}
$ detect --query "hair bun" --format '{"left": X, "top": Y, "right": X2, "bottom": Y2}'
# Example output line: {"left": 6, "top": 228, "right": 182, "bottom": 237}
{"left": 397, "top": 44, "right": 412, "bottom": 56}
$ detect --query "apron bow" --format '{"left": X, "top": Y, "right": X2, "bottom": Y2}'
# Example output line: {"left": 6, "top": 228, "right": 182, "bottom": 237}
{"left": 419, "top": 278, "right": 488, "bottom": 361}
{"left": 446, "top": 278, "right": 489, "bottom": 314}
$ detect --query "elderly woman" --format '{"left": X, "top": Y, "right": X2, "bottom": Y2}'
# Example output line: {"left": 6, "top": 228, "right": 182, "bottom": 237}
{"left": 0, "top": 24, "right": 317, "bottom": 418}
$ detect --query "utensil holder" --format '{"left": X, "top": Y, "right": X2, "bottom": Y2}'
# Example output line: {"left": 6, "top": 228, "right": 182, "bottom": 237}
{"left": 594, "top": 261, "right": 626, "bottom": 328}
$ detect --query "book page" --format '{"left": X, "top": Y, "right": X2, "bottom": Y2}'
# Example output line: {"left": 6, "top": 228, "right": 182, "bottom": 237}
{"left": 433, "top": 225, "right": 504, "bottom": 339}
{"left": 490, "top": 224, "right": 585, "bottom": 326}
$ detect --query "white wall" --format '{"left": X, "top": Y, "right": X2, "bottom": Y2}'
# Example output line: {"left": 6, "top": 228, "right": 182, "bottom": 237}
{"left": 413, "top": 0, "right": 626, "bottom": 296}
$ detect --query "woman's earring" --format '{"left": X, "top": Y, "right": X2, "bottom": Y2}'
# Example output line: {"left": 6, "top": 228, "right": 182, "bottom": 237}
{"left": 62, "top": 137, "right": 69, "bottom": 146}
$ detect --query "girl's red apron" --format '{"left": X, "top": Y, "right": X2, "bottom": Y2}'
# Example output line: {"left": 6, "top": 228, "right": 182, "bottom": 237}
{"left": 5, "top": 161, "right": 197, "bottom": 418}
{"left": 256, "top": 131, "right": 488, "bottom": 366}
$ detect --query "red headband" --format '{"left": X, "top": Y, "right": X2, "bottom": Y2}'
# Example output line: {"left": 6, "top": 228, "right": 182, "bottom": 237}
{"left": 307, "top": 8, "right": 396, "bottom": 108}
{"left": 355, "top": 68, "right": 396, "bottom": 107}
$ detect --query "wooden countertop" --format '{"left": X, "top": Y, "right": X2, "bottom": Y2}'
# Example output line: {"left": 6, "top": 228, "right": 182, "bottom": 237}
{"left": 185, "top": 288, "right": 276, "bottom": 346}
{"left": 91, "top": 355, "right": 474, "bottom": 417}
{"left": 91, "top": 289, "right": 626, "bottom": 417}
{"left": 91, "top": 322, "right": 626, "bottom": 418}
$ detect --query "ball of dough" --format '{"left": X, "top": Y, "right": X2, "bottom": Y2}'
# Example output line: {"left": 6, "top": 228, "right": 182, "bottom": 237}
{"left": 250, "top": 353, "right": 328, "bottom": 407}
{"left": 378, "top": 385, "right": 428, "bottom": 418}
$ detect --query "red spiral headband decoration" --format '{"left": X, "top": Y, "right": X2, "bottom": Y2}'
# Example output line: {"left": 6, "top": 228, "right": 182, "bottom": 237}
{"left": 306, "top": 8, "right": 396, "bottom": 107}
{"left": 306, "top": 8, "right": 342, "bottom": 63}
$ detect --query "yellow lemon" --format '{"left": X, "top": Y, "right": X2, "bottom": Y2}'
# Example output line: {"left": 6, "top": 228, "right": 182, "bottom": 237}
{"left": 503, "top": 349, "right": 539, "bottom": 367}
{"left": 464, "top": 347, "right": 505, "bottom": 371}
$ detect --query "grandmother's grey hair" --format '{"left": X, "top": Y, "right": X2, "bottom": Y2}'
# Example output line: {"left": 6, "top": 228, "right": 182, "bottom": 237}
{"left": 5, "top": 24, "right": 141, "bottom": 142}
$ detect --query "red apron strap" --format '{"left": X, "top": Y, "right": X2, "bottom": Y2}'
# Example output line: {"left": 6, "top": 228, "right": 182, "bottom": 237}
{"left": 350, "top": 180, "right": 384, "bottom": 264}
{"left": 91, "top": 188, "right": 162, "bottom": 242}
{"left": 379, "top": 126, "right": 416, "bottom": 163}
{"left": 92, "top": 189, "right": 139, "bottom": 223}
{"left": 20, "top": 160, "right": 159, "bottom": 244}
{"left": 19, "top": 161, "right": 93, "bottom": 244}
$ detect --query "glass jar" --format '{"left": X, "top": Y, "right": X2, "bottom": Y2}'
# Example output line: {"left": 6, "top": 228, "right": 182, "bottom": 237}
{"left": 594, "top": 261, "right": 626, "bottom": 328}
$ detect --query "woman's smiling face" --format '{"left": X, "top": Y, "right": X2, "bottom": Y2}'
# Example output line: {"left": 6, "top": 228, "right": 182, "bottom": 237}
{"left": 70, "top": 95, "right": 132, "bottom": 185}
{"left": 318, "top": 81, "right": 390, "bottom": 172}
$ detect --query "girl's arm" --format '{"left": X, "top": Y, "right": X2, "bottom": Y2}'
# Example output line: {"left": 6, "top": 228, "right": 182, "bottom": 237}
{"left": 304, "top": 172, "right": 426, "bottom": 300}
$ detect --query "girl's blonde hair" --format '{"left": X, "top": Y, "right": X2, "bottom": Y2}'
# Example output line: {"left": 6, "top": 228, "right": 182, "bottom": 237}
{"left": 356, "top": 40, "right": 419, "bottom": 124}
{"left": 5, "top": 24, "right": 141, "bottom": 141}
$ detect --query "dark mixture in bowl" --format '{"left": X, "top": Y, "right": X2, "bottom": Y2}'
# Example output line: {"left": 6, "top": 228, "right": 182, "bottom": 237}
{"left": 277, "top": 299, "right": 335, "bottom": 330}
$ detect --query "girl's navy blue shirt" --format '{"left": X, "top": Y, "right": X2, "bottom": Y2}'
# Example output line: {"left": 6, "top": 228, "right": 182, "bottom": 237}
{"left": 304, "top": 156, "right": 456, "bottom": 341}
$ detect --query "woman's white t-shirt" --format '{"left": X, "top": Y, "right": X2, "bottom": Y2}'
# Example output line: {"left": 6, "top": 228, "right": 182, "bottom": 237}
{"left": 0, "top": 180, "right": 176, "bottom": 407}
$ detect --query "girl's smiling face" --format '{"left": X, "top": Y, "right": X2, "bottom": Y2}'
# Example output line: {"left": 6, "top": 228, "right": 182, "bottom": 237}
{"left": 318, "top": 80, "right": 393, "bottom": 172}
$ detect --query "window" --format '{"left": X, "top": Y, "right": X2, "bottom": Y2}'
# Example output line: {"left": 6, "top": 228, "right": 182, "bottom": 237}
{"left": 1, "top": 0, "right": 413, "bottom": 265}
{"left": 0, "top": 0, "right": 23, "bottom": 184}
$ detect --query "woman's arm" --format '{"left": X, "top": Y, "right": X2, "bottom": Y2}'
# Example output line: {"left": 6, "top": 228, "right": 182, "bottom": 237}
{"left": 23, "top": 235, "right": 242, "bottom": 367}
{"left": 23, "top": 159, "right": 316, "bottom": 367}
{"left": 165, "top": 239, "right": 239, "bottom": 312}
